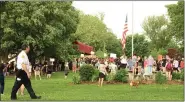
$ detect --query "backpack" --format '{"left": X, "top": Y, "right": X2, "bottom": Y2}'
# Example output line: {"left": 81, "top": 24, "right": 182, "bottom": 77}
{"left": 166, "top": 62, "right": 172, "bottom": 70}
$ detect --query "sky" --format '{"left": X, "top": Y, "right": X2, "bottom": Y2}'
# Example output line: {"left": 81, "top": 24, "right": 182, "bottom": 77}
{"left": 72, "top": 1, "right": 177, "bottom": 38}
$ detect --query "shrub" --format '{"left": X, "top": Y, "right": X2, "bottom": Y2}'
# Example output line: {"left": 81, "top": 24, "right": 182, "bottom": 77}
{"left": 92, "top": 69, "right": 99, "bottom": 82}
{"left": 107, "top": 73, "right": 115, "bottom": 82}
{"left": 114, "top": 69, "right": 128, "bottom": 83}
{"left": 172, "top": 72, "right": 181, "bottom": 80}
{"left": 155, "top": 72, "right": 167, "bottom": 84}
{"left": 72, "top": 74, "right": 81, "bottom": 84}
{"left": 180, "top": 69, "right": 184, "bottom": 81}
{"left": 79, "top": 65, "right": 95, "bottom": 81}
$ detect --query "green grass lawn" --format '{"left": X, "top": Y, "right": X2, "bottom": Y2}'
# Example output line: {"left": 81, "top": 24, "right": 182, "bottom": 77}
{"left": 1, "top": 72, "right": 184, "bottom": 101}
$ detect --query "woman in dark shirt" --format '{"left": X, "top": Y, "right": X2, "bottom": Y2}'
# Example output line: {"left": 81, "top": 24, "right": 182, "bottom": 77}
{"left": 156, "top": 60, "right": 162, "bottom": 71}
{"left": 46, "top": 63, "right": 52, "bottom": 79}
{"left": 5, "top": 63, "right": 10, "bottom": 76}
{"left": 138, "top": 57, "right": 143, "bottom": 74}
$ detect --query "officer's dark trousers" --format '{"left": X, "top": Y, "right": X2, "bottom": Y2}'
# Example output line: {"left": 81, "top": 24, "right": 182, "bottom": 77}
{"left": 0, "top": 74, "right": 5, "bottom": 94}
{"left": 11, "top": 70, "right": 37, "bottom": 99}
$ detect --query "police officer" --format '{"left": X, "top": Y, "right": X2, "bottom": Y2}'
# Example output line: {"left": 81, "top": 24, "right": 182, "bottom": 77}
{"left": 11, "top": 44, "right": 41, "bottom": 100}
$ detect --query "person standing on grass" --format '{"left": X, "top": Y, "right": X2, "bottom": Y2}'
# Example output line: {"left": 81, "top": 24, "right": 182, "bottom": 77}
{"left": 143, "top": 56, "right": 149, "bottom": 80}
{"left": 5, "top": 63, "right": 10, "bottom": 76}
{"left": 137, "top": 56, "right": 143, "bottom": 74}
{"left": 173, "top": 59, "right": 179, "bottom": 73}
{"left": 132, "top": 54, "right": 137, "bottom": 67}
{"left": 165, "top": 59, "right": 173, "bottom": 81}
{"left": 0, "top": 62, "right": 5, "bottom": 95}
{"left": 109, "top": 62, "right": 117, "bottom": 75}
{"left": 120, "top": 56, "right": 127, "bottom": 69}
{"left": 98, "top": 60, "right": 108, "bottom": 87}
{"left": 156, "top": 60, "right": 162, "bottom": 71}
{"left": 34, "top": 63, "right": 42, "bottom": 80}
{"left": 147, "top": 55, "right": 154, "bottom": 75}
{"left": 46, "top": 62, "right": 52, "bottom": 79}
{"left": 180, "top": 58, "right": 184, "bottom": 71}
{"left": 162, "top": 56, "right": 167, "bottom": 73}
{"left": 10, "top": 44, "right": 41, "bottom": 100}
{"left": 127, "top": 57, "right": 133, "bottom": 71}
{"left": 72, "top": 58, "right": 77, "bottom": 73}
{"left": 95, "top": 60, "right": 100, "bottom": 69}
{"left": 104, "top": 59, "right": 109, "bottom": 72}
{"left": 77, "top": 58, "right": 80, "bottom": 71}
{"left": 64, "top": 61, "right": 69, "bottom": 79}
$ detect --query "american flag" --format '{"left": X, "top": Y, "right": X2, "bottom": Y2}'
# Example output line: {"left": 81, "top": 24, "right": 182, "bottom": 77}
{"left": 121, "top": 15, "right": 128, "bottom": 49}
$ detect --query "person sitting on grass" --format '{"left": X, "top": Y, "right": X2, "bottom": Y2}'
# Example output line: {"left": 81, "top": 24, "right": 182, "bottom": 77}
{"left": 98, "top": 60, "right": 108, "bottom": 87}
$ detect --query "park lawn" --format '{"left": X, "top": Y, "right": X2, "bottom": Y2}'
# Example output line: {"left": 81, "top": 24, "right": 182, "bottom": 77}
{"left": 1, "top": 72, "right": 184, "bottom": 101}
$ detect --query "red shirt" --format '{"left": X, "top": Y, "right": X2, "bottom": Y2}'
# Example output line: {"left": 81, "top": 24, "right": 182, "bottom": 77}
{"left": 109, "top": 58, "right": 114, "bottom": 62}
{"left": 180, "top": 61, "right": 184, "bottom": 69}
{"left": 144, "top": 60, "right": 147, "bottom": 68}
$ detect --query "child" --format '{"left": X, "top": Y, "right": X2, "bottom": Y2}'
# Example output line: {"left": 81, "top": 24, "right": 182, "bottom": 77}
{"left": 165, "top": 59, "right": 173, "bottom": 80}
{"left": 64, "top": 62, "right": 69, "bottom": 79}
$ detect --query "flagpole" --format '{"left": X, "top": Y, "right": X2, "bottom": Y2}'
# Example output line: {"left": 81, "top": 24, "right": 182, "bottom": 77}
{"left": 131, "top": 1, "right": 134, "bottom": 58}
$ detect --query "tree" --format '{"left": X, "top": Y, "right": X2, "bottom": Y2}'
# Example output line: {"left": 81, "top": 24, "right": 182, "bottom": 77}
{"left": 166, "top": 1, "right": 184, "bottom": 53}
{"left": 125, "top": 34, "right": 150, "bottom": 58}
{"left": 0, "top": 1, "right": 79, "bottom": 62}
{"left": 142, "top": 15, "right": 172, "bottom": 50}
{"left": 74, "top": 13, "right": 107, "bottom": 50}
{"left": 105, "top": 34, "right": 122, "bottom": 57}
{"left": 95, "top": 50, "right": 104, "bottom": 58}
{"left": 73, "top": 12, "right": 122, "bottom": 56}
{"left": 0, "top": 1, "right": 7, "bottom": 62}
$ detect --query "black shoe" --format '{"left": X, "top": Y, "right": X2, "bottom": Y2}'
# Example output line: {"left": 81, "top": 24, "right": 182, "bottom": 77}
{"left": 32, "top": 96, "right": 41, "bottom": 99}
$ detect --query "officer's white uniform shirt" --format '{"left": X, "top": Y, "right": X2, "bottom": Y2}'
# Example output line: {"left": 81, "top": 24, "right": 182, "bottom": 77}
{"left": 17, "top": 51, "right": 30, "bottom": 70}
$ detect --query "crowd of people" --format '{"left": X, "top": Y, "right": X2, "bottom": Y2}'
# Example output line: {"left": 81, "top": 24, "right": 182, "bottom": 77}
{"left": 0, "top": 54, "right": 184, "bottom": 93}
{"left": 74, "top": 55, "right": 184, "bottom": 86}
